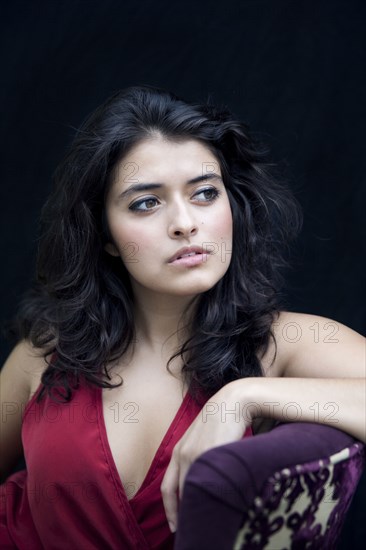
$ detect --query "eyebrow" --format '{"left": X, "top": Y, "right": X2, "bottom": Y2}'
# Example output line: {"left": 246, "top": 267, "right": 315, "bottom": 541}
{"left": 117, "top": 173, "right": 223, "bottom": 201}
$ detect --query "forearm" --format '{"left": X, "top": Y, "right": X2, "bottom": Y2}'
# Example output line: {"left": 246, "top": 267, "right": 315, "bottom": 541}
{"left": 224, "top": 377, "right": 366, "bottom": 443}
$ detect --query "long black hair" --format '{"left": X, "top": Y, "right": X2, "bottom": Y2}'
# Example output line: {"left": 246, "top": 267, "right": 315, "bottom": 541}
{"left": 13, "top": 85, "right": 303, "bottom": 405}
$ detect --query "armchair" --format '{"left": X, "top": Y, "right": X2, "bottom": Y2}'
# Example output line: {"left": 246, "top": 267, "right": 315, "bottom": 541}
{"left": 174, "top": 422, "right": 365, "bottom": 549}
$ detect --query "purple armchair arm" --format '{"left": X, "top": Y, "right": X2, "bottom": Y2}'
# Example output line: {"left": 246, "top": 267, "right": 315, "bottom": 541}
{"left": 174, "top": 422, "right": 365, "bottom": 549}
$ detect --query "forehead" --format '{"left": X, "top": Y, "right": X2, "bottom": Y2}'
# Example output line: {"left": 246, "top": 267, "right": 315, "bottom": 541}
{"left": 113, "top": 137, "right": 221, "bottom": 185}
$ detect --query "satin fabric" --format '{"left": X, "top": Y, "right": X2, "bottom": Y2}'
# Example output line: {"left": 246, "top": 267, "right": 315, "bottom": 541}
{"left": 1, "top": 378, "right": 252, "bottom": 549}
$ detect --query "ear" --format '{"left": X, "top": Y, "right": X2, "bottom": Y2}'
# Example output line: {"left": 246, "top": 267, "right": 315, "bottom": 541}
{"left": 104, "top": 242, "right": 120, "bottom": 257}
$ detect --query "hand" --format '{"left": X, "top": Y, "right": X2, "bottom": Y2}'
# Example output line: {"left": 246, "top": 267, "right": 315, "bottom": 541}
{"left": 160, "top": 382, "right": 250, "bottom": 533}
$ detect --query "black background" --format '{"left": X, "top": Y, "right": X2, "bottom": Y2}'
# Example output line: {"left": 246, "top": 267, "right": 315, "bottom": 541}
{"left": 0, "top": 1, "right": 365, "bottom": 547}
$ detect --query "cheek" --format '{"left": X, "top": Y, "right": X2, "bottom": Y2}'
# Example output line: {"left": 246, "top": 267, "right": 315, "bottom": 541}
{"left": 222, "top": 207, "right": 233, "bottom": 234}
{"left": 208, "top": 204, "right": 232, "bottom": 261}
{"left": 113, "top": 222, "right": 158, "bottom": 261}
{"left": 211, "top": 204, "right": 233, "bottom": 240}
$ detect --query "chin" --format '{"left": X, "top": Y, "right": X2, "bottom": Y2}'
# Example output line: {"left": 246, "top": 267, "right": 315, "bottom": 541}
{"left": 168, "top": 278, "right": 221, "bottom": 296}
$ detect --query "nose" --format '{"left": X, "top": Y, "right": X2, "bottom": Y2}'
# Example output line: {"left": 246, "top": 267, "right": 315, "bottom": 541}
{"left": 167, "top": 200, "right": 199, "bottom": 238}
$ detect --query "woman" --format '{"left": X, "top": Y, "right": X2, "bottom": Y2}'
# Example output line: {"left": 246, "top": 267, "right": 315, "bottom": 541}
{"left": 0, "top": 85, "right": 364, "bottom": 549}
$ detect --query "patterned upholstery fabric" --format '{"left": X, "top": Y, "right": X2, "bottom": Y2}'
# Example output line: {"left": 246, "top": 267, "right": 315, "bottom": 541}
{"left": 174, "top": 423, "right": 365, "bottom": 550}
{"left": 233, "top": 441, "right": 364, "bottom": 549}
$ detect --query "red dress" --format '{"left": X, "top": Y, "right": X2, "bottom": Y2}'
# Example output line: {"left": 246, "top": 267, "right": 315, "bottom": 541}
{"left": 1, "top": 378, "right": 252, "bottom": 549}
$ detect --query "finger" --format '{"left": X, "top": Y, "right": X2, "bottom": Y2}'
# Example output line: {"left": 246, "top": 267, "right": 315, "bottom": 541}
{"left": 161, "top": 453, "right": 180, "bottom": 532}
{"left": 178, "top": 460, "right": 192, "bottom": 501}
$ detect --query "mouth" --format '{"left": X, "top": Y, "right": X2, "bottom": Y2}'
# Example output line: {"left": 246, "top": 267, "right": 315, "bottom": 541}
{"left": 175, "top": 252, "right": 200, "bottom": 260}
{"left": 168, "top": 246, "right": 210, "bottom": 263}
{"left": 168, "top": 252, "right": 210, "bottom": 267}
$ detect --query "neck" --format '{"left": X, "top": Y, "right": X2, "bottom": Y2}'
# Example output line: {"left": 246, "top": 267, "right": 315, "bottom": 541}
{"left": 132, "top": 291, "right": 199, "bottom": 358}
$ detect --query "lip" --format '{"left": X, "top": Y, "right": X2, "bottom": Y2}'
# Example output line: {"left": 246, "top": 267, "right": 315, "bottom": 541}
{"left": 168, "top": 245, "right": 210, "bottom": 263}
{"left": 168, "top": 253, "right": 210, "bottom": 267}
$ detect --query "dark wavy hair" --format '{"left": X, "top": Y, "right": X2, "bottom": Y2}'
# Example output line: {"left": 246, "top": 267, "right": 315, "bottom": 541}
{"left": 13, "top": 84, "right": 303, "bottom": 405}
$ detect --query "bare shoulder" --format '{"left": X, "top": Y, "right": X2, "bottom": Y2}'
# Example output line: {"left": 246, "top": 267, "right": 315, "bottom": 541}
{"left": 1, "top": 340, "right": 50, "bottom": 402}
{"left": 259, "top": 310, "right": 365, "bottom": 379}
{"left": 0, "top": 341, "right": 50, "bottom": 481}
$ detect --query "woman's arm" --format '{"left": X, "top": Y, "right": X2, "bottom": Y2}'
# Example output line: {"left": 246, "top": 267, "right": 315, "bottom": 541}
{"left": 0, "top": 341, "right": 46, "bottom": 483}
{"left": 226, "top": 376, "right": 365, "bottom": 442}
{"left": 228, "top": 311, "right": 366, "bottom": 441}
{"left": 162, "top": 311, "right": 365, "bottom": 530}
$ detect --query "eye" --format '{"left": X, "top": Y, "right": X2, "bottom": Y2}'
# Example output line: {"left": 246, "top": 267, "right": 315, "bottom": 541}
{"left": 128, "top": 187, "right": 221, "bottom": 212}
{"left": 194, "top": 187, "right": 221, "bottom": 202}
{"left": 129, "top": 197, "right": 160, "bottom": 212}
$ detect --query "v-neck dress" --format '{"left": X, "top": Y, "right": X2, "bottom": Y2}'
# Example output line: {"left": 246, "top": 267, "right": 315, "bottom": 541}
{"left": 0, "top": 377, "right": 252, "bottom": 549}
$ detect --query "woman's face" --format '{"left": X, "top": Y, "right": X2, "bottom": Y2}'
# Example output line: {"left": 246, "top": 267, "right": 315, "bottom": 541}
{"left": 104, "top": 136, "right": 233, "bottom": 300}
